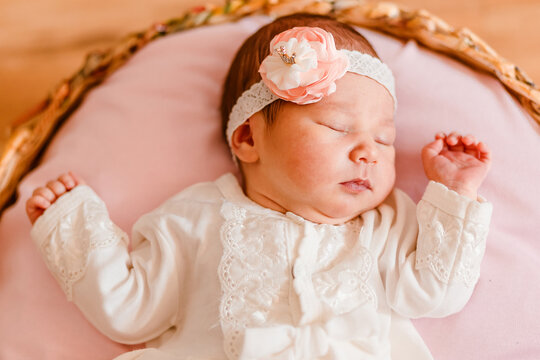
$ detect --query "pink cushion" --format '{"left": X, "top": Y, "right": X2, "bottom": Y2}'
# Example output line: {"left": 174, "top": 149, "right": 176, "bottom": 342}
{"left": 1, "top": 15, "right": 539, "bottom": 360}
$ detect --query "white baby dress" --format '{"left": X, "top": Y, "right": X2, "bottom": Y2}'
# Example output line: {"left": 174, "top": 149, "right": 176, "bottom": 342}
{"left": 31, "top": 173, "right": 492, "bottom": 360}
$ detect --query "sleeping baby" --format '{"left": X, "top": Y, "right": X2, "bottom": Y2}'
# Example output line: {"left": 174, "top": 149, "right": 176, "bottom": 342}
{"left": 26, "top": 13, "right": 492, "bottom": 360}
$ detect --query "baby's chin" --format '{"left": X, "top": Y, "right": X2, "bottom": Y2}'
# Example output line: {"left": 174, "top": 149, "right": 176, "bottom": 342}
{"left": 294, "top": 202, "right": 378, "bottom": 225}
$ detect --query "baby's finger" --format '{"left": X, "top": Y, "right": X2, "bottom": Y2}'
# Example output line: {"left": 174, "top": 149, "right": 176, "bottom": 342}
{"left": 435, "top": 132, "right": 446, "bottom": 140}
{"left": 26, "top": 196, "right": 50, "bottom": 224}
{"left": 58, "top": 173, "right": 76, "bottom": 190}
{"left": 446, "top": 132, "right": 460, "bottom": 146}
{"left": 46, "top": 180, "right": 67, "bottom": 197}
{"left": 447, "top": 132, "right": 465, "bottom": 152}
{"left": 478, "top": 142, "right": 492, "bottom": 163}
{"left": 68, "top": 171, "right": 86, "bottom": 186}
{"left": 28, "top": 195, "right": 51, "bottom": 210}
{"left": 461, "top": 134, "right": 476, "bottom": 146}
{"left": 433, "top": 133, "right": 449, "bottom": 151}
{"left": 32, "top": 186, "right": 56, "bottom": 203}
{"left": 462, "top": 135, "right": 479, "bottom": 156}
{"left": 422, "top": 139, "right": 445, "bottom": 160}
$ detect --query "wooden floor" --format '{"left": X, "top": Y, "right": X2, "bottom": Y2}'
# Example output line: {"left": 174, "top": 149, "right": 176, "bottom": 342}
{"left": 1, "top": 0, "right": 539, "bottom": 141}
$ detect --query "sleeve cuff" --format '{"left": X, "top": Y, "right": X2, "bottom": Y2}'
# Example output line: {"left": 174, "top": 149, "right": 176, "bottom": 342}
{"left": 421, "top": 181, "right": 492, "bottom": 224}
{"left": 30, "top": 185, "right": 102, "bottom": 246}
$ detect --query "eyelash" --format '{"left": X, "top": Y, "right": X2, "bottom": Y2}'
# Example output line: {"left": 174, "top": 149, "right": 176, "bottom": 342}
{"left": 375, "top": 137, "right": 393, "bottom": 146}
{"left": 324, "top": 124, "right": 347, "bottom": 133}
{"left": 322, "top": 123, "right": 394, "bottom": 145}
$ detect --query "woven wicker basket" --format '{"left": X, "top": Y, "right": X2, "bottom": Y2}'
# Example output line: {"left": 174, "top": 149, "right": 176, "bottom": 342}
{"left": 0, "top": 0, "right": 538, "bottom": 216}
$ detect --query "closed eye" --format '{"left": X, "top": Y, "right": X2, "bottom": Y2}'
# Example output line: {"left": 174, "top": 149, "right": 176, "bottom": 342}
{"left": 320, "top": 123, "right": 347, "bottom": 133}
{"left": 375, "top": 137, "right": 394, "bottom": 146}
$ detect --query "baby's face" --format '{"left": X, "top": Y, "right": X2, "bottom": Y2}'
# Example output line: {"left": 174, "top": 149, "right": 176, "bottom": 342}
{"left": 246, "top": 73, "right": 396, "bottom": 224}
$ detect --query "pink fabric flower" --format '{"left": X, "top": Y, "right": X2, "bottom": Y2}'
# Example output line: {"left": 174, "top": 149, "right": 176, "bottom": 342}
{"left": 259, "top": 27, "right": 349, "bottom": 105}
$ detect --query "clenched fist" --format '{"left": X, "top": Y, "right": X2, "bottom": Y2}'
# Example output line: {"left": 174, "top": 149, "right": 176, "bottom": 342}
{"left": 26, "top": 172, "right": 86, "bottom": 225}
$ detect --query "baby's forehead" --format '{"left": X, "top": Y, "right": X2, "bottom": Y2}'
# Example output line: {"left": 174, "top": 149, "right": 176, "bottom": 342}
{"left": 319, "top": 75, "right": 394, "bottom": 111}
{"left": 284, "top": 103, "right": 395, "bottom": 130}
{"left": 306, "top": 96, "right": 395, "bottom": 124}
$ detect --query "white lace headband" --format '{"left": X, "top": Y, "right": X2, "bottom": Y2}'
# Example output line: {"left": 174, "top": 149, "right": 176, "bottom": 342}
{"left": 227, "top": 26, "right": 397, "bottom": 148}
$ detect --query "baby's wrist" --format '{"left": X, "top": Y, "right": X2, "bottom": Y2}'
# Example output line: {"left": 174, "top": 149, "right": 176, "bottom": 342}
{"left": 447, "top": 186, "right": 477, "bottom": 200}
{"left": 436, "top": 181, "right": 478, "bottom": 200}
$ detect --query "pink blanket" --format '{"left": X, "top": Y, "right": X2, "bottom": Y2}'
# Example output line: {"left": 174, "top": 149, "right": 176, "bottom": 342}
{"left": 1, "top": 15, "right": 539, "bottom": 360}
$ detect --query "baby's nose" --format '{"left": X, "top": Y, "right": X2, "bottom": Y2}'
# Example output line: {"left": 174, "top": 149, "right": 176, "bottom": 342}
{"left": 349, "top": 142, "right": 377, "bottom": 164}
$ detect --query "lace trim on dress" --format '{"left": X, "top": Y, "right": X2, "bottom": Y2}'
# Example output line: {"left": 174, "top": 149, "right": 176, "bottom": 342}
{"left": 40, "top": 197, "right": 126, "bottom": 300}
{"left": 217, "top": 200, "right": 379, "bottom": 359}
{"left": 415, "top": 203, "right": 486, "bottom": 287}
{"left": 218, "top": 202, "right": 290, "bottom": 360}
{"left": 313, "top": 243, "right": 377, "bottom": 315}
{"left": 453, "top": 220, "right": 488, "bottom": 287}
{"left": 310, "top": 220, "right": 377, "bottom": 316}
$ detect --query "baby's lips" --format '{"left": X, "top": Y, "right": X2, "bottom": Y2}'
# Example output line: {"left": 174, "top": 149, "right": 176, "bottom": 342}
{"left": 340, "top": 178, "right": 372, "bottom": 193}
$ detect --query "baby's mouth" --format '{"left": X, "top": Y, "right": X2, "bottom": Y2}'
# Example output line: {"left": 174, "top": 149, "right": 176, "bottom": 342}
{"left": 340, "top": 178, "right": 372, "bottom": 193}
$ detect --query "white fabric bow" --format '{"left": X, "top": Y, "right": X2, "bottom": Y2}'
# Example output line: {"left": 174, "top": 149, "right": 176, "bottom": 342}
{"left": 239, "top": 306, "right": 379, "bottom": 359}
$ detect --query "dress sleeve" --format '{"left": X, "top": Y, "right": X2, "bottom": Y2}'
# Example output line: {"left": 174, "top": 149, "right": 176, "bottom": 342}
{"left": 380, "top": 181, "right": 493, "bottom": 319}
{"left": 30, "top": 185, "right": 184, "bottom": 344}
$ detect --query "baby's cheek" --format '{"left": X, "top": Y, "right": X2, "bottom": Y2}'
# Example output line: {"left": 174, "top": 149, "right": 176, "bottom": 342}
{"left": 376, "top": 159, "right": 397, "bottom": 196}
{"left": 286, "top": 141, "right": 337, "bottom": 186}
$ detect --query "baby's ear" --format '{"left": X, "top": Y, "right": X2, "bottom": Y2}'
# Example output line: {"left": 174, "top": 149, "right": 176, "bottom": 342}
{"left": 230, "top": 119, "right": 259, "bottom": 163}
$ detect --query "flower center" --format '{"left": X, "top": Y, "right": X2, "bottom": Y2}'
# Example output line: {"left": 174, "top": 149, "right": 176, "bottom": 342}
{"left": 276, "top": 46, "right": 296, "bottom": 65}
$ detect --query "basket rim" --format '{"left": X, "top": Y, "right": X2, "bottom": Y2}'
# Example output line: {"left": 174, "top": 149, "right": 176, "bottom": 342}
{"left": 0, "top": 0, "right": 539, "bottom": 216}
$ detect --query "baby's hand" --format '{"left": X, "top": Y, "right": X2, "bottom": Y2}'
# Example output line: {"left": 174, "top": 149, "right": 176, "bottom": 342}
{"left": 421, "top": 132, "right": 491, "bottom": 200}
{"left": 26, "top": 172, "right": 86, "bottom": 225}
